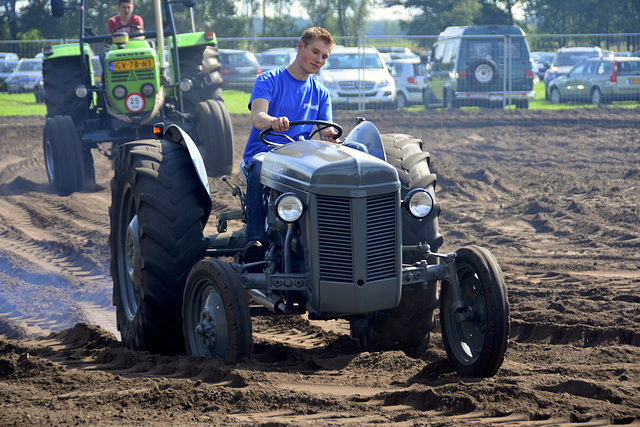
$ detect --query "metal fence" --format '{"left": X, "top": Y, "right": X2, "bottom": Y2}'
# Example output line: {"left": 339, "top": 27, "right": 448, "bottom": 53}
{"left": 2, "top": 32, "right": 640, "bottom": 111}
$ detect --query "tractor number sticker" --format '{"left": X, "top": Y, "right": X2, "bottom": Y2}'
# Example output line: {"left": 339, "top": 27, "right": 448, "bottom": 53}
{"left": 125, "top": 93, "right": 146, "bottom": 113}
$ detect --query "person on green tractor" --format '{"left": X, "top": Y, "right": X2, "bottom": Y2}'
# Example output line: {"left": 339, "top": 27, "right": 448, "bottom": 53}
{"left": 242, "top": 26, "right": 339, "bottom": 263}
{"left": 107, "top": 0, "right": 144, "bottom": 35}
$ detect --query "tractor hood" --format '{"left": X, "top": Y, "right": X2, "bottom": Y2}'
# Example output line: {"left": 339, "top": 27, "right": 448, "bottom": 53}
{"left": 261, "top": 140, "right": 399, "bottom": 198}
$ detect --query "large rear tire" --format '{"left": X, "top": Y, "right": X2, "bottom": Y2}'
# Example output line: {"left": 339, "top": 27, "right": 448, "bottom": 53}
{"left": 43, "top": 115, "right": 84, "bottom": 196}
{"left": 349, "top": 133, "right": 443, "bottom": 351}
{"left": 194, "top": 99, "right": 234, "bottom": 176}
{"left": 179, "top": 45, "right": 224, "bottom": 114}
{"left": 440, "top": 245, "right": 509, "bottom": 377}
{"left": 382, "top": 133, "right": 442, "bottom": 261}
{"left": 183, "top": 259, "right": 253, "bottom": 362}
{"left": 43, "top": 56, "right": 89, "bottom": 125}
{"left": 109, "top": 139, "right": 208, "bottom": 354}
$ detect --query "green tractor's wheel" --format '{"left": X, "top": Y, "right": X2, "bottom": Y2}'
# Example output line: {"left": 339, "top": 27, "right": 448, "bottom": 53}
{"left": 42, "top": 56, "right": 89, "bottom": 125}
{"left": 43, "top": 115, "right": 84, "bottom": 196}
{"left": 179, "top": 45, "right": 224, "bottom": 113}
{"left": 194, "top": 99, "right": 234, "bottom": 176}
{"left": 110, "top": 139, "right": 208, "bottom": 354}
{"left": 183, "top": 259, "right": 253, "bottom": 362}
{"left": 440, "top": 245, "right": 509, "bottom": 377}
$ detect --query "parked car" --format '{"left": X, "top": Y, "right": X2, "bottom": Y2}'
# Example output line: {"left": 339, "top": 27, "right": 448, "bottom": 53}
{"left": 219, "top": 48, "right": 261, "bottom": 92}
{"left": 0, "top": 52, "right": 19, "bottom": 62}
{"left": 547, "top": 56, "right": 640, "bottom": 106}
{"left": 315, "top": 46, "right": 396, "bottom": 110}
{"left": 424, "top": 25, "right": 535, "bottom": 109}
{"left": 5, "top": 58, "right": 43, "bottom": 93}
{"left": 543, "top": 46, "right": 605, "bottom": 97}
{"left": 531, "top": 51, "right": 553, "bottom": 79}
{"left": 255, "top": 48, "right": 296, "bottom": 73}
{"left": 0, "top": 60, "right": 18, "bottom": 92}
{"left": 388, "top": 58, "right": 425, "bottom": 108}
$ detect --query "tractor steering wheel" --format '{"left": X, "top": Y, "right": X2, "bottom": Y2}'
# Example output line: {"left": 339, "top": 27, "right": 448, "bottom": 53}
{"left": 111, "top": 25, "right": 144, "bottom": 35}
{"left": 259, "top": 120, "right": 343, "bottom": 148}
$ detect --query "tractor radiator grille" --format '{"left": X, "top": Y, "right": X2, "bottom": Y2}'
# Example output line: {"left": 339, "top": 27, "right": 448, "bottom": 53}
{"left": 366, "top": 193, "right": 397, "bottom": 280}
{"left": 317, "top": 193, "right": 397, "bottom": 282}
{"left": 317, "top": 196, "right": 353, "bottom": 282}
{"left": 110, "top": 69, "right": 155, "bottom": 83}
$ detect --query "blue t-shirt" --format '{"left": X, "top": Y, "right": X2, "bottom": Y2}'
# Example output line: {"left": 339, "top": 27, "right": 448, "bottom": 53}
{"left": 243, "top": 66, "right": 332, "bottom": 163}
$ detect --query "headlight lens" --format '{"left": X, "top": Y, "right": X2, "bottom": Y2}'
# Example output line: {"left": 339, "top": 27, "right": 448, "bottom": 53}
{"left": 276, "top": 193, "right": 304, "bottom": 223}
{"left": 179, "top": 78, "right": 193, "bottom": 92}
{"left": 140, "top": 82, "right": 155, "bottom": 97}
{"left": 74, "top": 85, "right": 88, "bottom": 98}
{"left": 405, "top": 189, "right": 433, "bottom": 218}
{"left": 113, "top": 85, "right": 127, "bottom": 99}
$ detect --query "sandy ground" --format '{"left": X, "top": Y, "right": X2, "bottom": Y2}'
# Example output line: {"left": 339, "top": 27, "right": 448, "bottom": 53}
{"left": 1, "top": 108, "right": 640, "bottom": 426}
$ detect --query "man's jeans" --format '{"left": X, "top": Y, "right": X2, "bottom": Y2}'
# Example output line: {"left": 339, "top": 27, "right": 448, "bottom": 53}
{"left": 245, "top": 152, "right": 268, "bottom": 244}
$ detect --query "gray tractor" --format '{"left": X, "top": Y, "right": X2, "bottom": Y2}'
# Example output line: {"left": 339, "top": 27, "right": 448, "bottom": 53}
{"left": 109, "top": 118, "right": 509, "bottom": 377}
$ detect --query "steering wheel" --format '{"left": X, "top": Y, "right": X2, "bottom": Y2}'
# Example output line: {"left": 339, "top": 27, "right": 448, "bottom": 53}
{"left": 111, "top": 25, "right": 144, "bottom": 35}
{"left": 259, "top": 120, "right": 343, "bottom": 148}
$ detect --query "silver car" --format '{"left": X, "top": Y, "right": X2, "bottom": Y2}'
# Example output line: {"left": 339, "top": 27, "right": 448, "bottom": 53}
{"left": 0, "top": 60, "right": 18, "bottom": 92}
{"left": 388, "top": 58, "right": 425, "bottom": 108}
{"left": 547, "top": 56, "right": 640, "bottom": 106}
{"left": 315, "top": 46, "right": 396, "bottom": 110}
{"left": 6, "top": 58, "right": 43, "bottom": 93}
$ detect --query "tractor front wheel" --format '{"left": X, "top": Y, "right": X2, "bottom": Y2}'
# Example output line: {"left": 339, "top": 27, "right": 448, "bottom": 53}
{"left": 43, "top": 115, "right": 84, "bottom": 196}
{"left": 440, "top": 245, "right": 509, "bottom": 377}
{"left": 182, "top": 259, "right": 253, "bottom": 362}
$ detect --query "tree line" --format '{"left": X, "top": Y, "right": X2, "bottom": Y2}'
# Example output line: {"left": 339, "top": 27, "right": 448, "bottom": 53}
{"left": 1, "top": 0, "right": 639, "bottom": 43}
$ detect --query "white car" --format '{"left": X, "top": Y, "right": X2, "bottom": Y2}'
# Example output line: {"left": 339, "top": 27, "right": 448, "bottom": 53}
{"left": 256, "top": 48, "right": 296, "bottom": 73}
{"left": 388, "top": 58, "right": 426, "bottom": 108}
{"left": 316, "top": 46, "right": 396, "bottom": 110}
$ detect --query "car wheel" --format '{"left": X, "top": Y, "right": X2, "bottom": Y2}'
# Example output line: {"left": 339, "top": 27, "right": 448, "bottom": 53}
{"left": 591, "top": 87, "right": 603, "bottom": 106}
{"left": 549, "top": 87, "right": 561, "bottom": 104}
{"left": 397, "top": 92, "right": 408, "bottom": 109}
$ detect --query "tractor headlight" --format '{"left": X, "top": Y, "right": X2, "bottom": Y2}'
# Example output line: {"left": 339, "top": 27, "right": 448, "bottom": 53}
{"left": 276, "top": 193, "right": 304, "bottom": 223}
{"left": 74, "top": 85, "right": 88, "bottom": 98}
{"left": 113, "top": 85, "right": 127, "bottom": 99}
{"left": 179, "top": 78, "right": 193, "bottom": 92}
{"left": 404, "top": 189, "right": 433, "bottom": 218}
{"left": 140, "top": 83, "right": 155, "bottom": 97}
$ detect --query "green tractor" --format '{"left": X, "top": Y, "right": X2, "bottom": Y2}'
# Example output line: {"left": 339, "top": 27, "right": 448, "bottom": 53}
{"left": 42, "top": 0, "right": 233, "bottom": 196}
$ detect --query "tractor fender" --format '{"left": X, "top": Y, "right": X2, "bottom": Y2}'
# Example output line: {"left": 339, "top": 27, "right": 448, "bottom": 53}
{"left": 164, "top": 124, "right": 212, "bottom": 217}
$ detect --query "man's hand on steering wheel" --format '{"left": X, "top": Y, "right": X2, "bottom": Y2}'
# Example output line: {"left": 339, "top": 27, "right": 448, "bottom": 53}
{"left": 320, "top": 126, "right": 340, "bottom": 143}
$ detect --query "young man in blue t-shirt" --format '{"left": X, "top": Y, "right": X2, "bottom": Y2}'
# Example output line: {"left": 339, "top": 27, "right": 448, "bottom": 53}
{"left": 243, "top": 27, "right": 338, "bottom": 262}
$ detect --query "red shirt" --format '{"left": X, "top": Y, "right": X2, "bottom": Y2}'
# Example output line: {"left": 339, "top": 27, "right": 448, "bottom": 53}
{"left": 107, "top": 14, "right": 144, "bottom": 34}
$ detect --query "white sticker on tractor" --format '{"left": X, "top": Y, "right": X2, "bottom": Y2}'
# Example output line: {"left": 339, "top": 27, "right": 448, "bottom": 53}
{"left": 125, "top": 93, "right": 146, "bottom": 113}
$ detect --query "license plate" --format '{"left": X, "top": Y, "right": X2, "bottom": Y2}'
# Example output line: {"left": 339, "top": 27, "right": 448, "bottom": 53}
{"left": 489, "top": 95, "right": 503, "bottom": 101}
{"left": 110, "top": 58, "right": 154, "bottom": 72}
{"left": 347, "top": 97, "right": 360, "bottom": 103}
{"left": 629, "top": 78, "right": 640, "bottom": 84}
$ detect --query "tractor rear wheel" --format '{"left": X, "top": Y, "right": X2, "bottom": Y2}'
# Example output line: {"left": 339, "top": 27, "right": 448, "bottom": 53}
{"left": 43, "top": 115, "right": 84, "bottom": 196}
{"left": 110, "top": 139, "right": 208, "bottom": 354}
{"left": 349, "top": 133, "right": 443, "bottom": 352}
{"left": 194, "top": 99, "right": 234, "bottom": 176}
{"left": 42, "top": 56, "right": 89, "bottom": 125}
{"left": 179, "top": 45, "right": 224, "bottom": 114}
